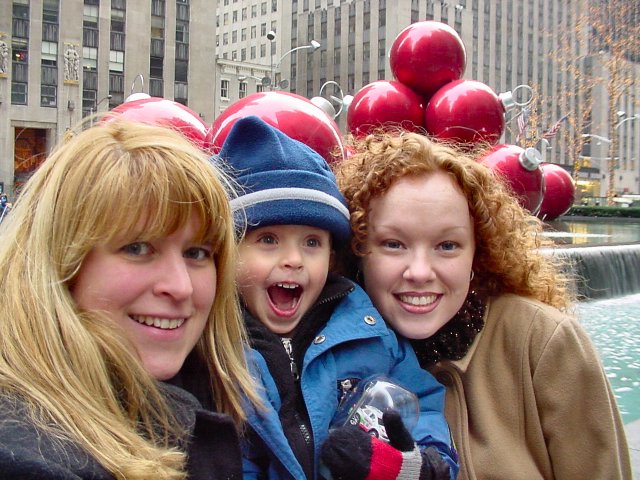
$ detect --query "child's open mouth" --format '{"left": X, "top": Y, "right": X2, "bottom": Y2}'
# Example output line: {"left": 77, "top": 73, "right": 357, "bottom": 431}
{"left": 267, "top": 282, "right": 303, "bottom": 316}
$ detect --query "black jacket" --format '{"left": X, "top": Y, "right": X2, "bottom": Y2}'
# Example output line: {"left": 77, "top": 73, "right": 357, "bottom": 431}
{"left": 0, "top": 383, "right": 242, "bottom": 479}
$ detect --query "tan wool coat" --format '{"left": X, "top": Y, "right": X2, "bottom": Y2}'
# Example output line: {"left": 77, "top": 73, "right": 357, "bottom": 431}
{"left": 429, "top": 294, "right": 632, "bottom": 480}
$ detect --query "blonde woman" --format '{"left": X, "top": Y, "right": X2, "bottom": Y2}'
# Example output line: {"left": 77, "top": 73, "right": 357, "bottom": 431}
{"left": 0, "top": 121, "right": 260, "bottom": 479}
{"left": 334, "top": 131, "right": 631, "bottom": 479}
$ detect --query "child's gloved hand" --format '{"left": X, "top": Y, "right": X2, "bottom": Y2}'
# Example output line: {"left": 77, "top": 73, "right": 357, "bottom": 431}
{"left": 320, "top": 409, "right": 451, "bottom": 479}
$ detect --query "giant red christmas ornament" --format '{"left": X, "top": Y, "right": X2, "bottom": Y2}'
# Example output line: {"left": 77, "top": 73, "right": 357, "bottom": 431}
{"left": 390, "top": 20, "right": 466, "bottom": 99}
{"left": 346, "top": 80, "right": 425, "bottom": 137}
{"left": 479, "top": 144, "right": 545, "bottom": 214}
{"left": 106, "top": 96, "right": 209, "bottom": 150}
{"left": 538, "top": 163, "right": 575, "bottom": 221}
{"left": 425, "top": 79, "right": 506, "bottom": 146}
{"left": 207, "top": 91, "right": 344, "bottom": 163}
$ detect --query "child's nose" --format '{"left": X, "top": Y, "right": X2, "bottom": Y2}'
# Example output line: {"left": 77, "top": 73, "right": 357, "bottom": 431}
{"left": 281, "top": 246, "right": 304, "bottom": 270}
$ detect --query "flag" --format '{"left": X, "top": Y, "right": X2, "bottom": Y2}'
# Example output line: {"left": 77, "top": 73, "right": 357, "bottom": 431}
{"left": 542, "top": 114, "right": 569, "bottom": 140}
{"left": 516, "top": 107, "right": 530, "bottom": 140}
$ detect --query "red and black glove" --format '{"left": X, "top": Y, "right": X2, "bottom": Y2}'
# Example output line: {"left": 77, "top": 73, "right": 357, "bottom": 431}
{"left": 320, "top": 409, "right": 451, "bottom": 480}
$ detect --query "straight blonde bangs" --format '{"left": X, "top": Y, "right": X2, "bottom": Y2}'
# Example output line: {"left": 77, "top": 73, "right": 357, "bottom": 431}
{"left": 38, "top": 121, "right": 234, "bottom": 282}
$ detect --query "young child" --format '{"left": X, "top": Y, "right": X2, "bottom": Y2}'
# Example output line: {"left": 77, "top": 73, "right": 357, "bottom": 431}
{"left": 217, "top": 116, "right": 459, "bottom": 480}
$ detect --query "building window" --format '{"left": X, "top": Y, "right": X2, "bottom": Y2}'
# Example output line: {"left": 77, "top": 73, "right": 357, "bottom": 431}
{"left": 239, "top": 81, "right": 247, "bottom": 98}
{"left": 83, "top": 46, "right": 98, "bottom": 70}
{"left": 176, "top": 19, "right": 189, "bottom": 43}
{"left": 41, "top": 40, "right": 57, "bottom": 106}
{"left": 151, "top": 15, "right": 165, "bottom": 40}
{"left": 177, "top": 1, "right": 190, "bottom": 21}
{"left": 152, "top": 0, "right": 165, "bottom": 16}
{"left": 109, "top": 50, "right": 124, "bottom": 72}
{"left": 149, "top": 78, "right": 163, "bottom": 97}
{"left": 11, "top": 82, "right": 27, "bottom": 105}
{"left": 174, "top": 82, "right": 188, "bottom": 104}
{"left": 82, "top": 88, "right": 96, "bottom": 116}
{"left": 220, "top": 79, "right": 229, "bottom": 99}
{"left": 175, "top": 59, "right": 188, "bottom": 82}
{"left": 150, "top": 56, "right": 163, "bottom": 78}
{"left": 43, "top": 0, "right": 59, "bottom": 41}
{"left": 11, "top": 41, "right": 28, "bottom": 106}
{"left": 109, "top": 72, "right": 125, "bottom": 105}
{"left": 41, "top": 85, "right": 57, "bottom": 107}
{"left": 83, "top": 3, "right": 98, "bottom": 29}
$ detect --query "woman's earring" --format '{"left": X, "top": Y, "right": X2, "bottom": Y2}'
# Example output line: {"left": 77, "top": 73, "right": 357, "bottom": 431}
{"left": 355, "top": 269, "right": 364, "bottom": 284}
{"left": 470, "top": 270, "right": 475, "bottom": 282}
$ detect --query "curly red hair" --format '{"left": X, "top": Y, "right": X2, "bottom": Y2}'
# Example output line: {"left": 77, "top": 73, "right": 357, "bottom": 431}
{"left": 334, "top": 131, "right": 574, "bottom": 310}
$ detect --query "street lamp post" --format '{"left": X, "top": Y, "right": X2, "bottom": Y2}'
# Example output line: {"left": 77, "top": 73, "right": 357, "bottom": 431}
{"left": 267, "top": 31, "right": 321, "bottom": 91}
{"left": 606, "top": 113, "right": 639, "bottom": 204}
{"left": 90, "top": 94, "right": 112, "bottom": 127}
{"left": 581, "top": 133, "right": 612, "bottom": 144}
{"left": 615, "top": 113, "right": 640, "bottom": 130}
{"left": 267, "top": 30, "right": 276, "bottom": 90}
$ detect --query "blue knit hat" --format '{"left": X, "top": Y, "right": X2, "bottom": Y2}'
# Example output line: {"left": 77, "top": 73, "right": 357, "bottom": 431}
{"left": 218, "top": 116, "right": 351, "bottom": 246}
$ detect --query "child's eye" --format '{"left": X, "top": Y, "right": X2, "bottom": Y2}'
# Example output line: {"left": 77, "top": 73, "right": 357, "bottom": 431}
{"left": 258, "top": 234, "right": 277, "bottom": 245}
{"left": 306, "top": 238, "right": 321, "bottom": 248}
{"left": 122, "top": 242, "right": 152, "bottom": 256}
{"left": 184, "top": 247, "right": 212, "bottom": 261}
{"left": 382, "top": 240, "right": 403, "bottom": 250}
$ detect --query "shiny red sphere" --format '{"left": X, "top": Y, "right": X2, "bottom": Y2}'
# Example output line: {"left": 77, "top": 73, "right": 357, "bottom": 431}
{"left": 207, "top": 91, "right": 345, "bottom": 163}
{"left": 425, "top": 80, "right": 506, "bottom": 146}
{"left": 106, "top": 97, "right": 209, "bottom": 150}
{"left": 390, "top": 21, "right": 466, "bottom": 99}
{"left": 538, "top": 163, "right": 576, "bottom": 221}
{"left": 479, "top": 144, "right": 545, "bottom": 214}
{"left": 347, "top": 80, "right": 425, "bottom": 137}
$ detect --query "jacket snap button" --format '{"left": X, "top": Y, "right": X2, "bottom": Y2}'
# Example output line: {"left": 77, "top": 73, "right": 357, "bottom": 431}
{"left": 364, "top": 315, "right": 376, "bottom": 325}
{"left": 314, "top": 335, "right": 326, "bottom": 344}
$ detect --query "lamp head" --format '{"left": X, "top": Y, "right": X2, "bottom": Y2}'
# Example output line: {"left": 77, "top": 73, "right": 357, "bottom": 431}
{"left": 310, "top": 40, "right": 321, "bottom": 50}
{"left": 267, "top": 30, "right": 276, "bottom": 41}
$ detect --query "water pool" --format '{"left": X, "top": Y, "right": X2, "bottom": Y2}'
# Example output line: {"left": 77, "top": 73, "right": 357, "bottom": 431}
{"left": 577, "top": 293, "right": 640, "bottom": 424}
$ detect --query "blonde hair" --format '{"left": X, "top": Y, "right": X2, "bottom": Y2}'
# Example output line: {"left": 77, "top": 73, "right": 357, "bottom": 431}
{"left": 334, "top": 131, "right": 574, "bottom": 310}
{"left": 0, "top": 121, "right": 259, "bottom": 479}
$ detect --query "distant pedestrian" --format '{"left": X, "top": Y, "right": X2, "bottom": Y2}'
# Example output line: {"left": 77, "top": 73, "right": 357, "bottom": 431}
{"left": 0, "top": 194, "right": 10, "bottom": 223}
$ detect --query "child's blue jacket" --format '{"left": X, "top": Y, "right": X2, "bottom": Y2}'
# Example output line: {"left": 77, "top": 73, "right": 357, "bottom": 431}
{"left": 242, "top": 278, "right": 459, "bottom": 479}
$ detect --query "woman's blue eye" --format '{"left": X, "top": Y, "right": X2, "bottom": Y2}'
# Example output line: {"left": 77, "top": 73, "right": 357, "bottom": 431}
{"left": 184, "top": 247, "right": 212, "bottom": 260}
{"left": 383, "top": 240, "right": 403, "bottom": 249}
{"left": 122, "top": 242, "right": 151, "bottom": 256}
{"left": 440, "top": 241, "right": 458, "bottom": 251}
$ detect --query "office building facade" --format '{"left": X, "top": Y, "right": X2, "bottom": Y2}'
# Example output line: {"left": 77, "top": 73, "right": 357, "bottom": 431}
{"left": 1, "top": 0, "right": 638, "bottom": 199}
